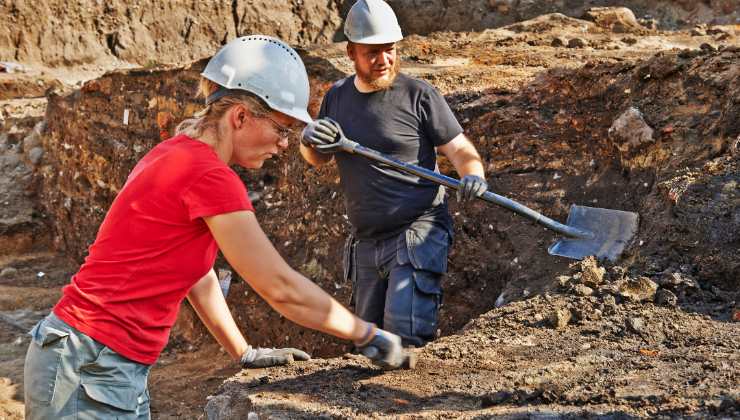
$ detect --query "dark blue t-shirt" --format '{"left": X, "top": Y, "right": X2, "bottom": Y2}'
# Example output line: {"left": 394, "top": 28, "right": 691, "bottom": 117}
{"left": 318, "top": 73, "right": 463, "bottom": 239}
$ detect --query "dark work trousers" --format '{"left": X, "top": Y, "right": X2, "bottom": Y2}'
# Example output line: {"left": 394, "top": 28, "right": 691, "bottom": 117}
{"left": 346, "top": 220, "right": 452, "bottom": 347}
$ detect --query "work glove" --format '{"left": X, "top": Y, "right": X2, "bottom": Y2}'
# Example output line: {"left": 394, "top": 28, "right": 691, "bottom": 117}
{"left": 356, "top": 326, "right": 406, "bottom": 369}
{"left": 240, "top": 345, "right": 311, "bottom": 369}
{"left": 300, "top": 117, "right": 352, "bottom": 154}
{"left": 457, "top": 175, "right": 488, "bottom": 203}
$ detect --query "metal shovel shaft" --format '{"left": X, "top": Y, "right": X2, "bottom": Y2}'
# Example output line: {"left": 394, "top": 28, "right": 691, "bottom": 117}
{"left": 344, "top": 141, "right": 594, "bottom": 240}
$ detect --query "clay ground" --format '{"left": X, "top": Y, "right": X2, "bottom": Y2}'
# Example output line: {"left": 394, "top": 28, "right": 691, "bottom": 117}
{"left": 1, "top": 4, "right": 739, "bottom": 420}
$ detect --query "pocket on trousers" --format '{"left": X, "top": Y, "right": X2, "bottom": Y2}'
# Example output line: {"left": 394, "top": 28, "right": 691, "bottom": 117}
{"left": 399, "top": 223, "right": 450, "bottom": 274}
{"left": 79, "top": 347, "right": 149, "bottom": 418}
{"left": 411, "top": 271, "right": 442, "bottom": 339}
{"left": 25, "top": 320, "right": 70, "bottom": 404}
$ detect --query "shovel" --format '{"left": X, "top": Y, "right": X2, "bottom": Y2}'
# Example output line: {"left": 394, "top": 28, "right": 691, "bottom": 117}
{"left": 336, "top": 140, "right": 639, "bottom": 262}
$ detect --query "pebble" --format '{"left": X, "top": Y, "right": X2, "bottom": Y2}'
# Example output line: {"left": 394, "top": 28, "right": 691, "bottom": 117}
{"left": 0, "top": 267, "right": 18, "bottom": 278}
{"left": 655, "top": 289, "right": 678, "bottom": 307}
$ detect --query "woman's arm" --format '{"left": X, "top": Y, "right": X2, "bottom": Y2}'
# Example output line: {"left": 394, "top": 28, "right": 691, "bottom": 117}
{"left": 203, "top": 210, "right": 370, "bottom": 343}
{"left": 186, "top": 268, "right": 248, "bottom": 360}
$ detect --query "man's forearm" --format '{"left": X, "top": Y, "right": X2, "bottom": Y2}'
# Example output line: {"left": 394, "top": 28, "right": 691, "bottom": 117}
{"left": 300, "top": 143, "right": 333, "bottom": 166}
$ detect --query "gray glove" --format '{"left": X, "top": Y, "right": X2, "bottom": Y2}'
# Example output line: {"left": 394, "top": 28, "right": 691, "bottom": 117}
{"left": 457, "top": 175, "right": 488, "bottom": 202}
{"left": 357, "top": 327, "right": 405, "bottom": 369}
{"left": 240, "top": 345, "right": 311, "bottom": 368}
{"left": 300, "top": 117, "right": 352, "bottom": 154}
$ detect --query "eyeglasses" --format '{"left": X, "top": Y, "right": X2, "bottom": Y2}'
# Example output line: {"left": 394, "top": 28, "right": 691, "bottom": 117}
{"left": 264, "top": 115, "right": 295, "bottom": 139}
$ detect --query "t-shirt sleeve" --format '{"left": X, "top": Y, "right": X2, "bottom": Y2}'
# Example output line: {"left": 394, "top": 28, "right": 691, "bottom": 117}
{"left": 420, "top": 83, "right": 464, "bottom": 147}
{"left": 317, "top": 88, "right": 331, "bottom": 119}
{"left": 182, "top": 167, "right": 254, "bottom": 221}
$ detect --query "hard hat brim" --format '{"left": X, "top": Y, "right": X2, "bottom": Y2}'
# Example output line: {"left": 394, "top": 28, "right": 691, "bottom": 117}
{"left": 346, "top": 33, "right": 403, "bottom": 45}
{"left": 281, "top": 108, "right": 313, "bottom": 124}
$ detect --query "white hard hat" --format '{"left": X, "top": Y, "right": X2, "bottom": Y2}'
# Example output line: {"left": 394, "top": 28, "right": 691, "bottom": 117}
{"left": 201, "top": 35, "right": 312, "bottom": 123}
{"left": 344, "top": 0, "right": 403, "bottom": 44}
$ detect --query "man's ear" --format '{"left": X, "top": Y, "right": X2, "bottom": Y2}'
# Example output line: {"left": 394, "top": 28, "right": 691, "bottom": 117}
{"left": 346, "top": 42, "right": 356, "bottom": 61}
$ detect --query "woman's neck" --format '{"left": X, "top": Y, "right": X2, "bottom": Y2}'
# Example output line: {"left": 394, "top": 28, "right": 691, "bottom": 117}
{"left": 191, "top": 127, "right": 232, "bottom": 164}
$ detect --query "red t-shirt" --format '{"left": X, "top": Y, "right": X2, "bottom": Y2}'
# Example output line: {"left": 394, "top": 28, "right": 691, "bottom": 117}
{"left": 54, "top": 134, "right": 254, "bottom": 364}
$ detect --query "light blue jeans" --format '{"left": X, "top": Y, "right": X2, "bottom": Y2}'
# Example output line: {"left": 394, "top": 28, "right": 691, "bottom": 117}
{"left": 24, "top": 312, "right": 151, "bottom": 420}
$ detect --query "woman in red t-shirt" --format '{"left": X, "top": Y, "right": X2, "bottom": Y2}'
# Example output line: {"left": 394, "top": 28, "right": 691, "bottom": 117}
{"left": 24, "top": 36, "right": 406, "bottom": 420}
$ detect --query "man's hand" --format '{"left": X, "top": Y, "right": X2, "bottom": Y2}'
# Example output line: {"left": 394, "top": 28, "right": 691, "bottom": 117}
{"left": 301, "top": 118, "right": 352, "bottom": 154}
{"left": 356, "top": 327, "right": 406, "bottom": 369}
{"left": 240, "top": 345, "right": 311, "bottom": 368}
{"left": 457, "top": 175, "right": 488, "bottom": 203}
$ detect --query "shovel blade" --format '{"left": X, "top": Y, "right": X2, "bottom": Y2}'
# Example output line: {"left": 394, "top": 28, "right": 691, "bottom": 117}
{"left": 548, "top": 205, "right": 639, "bottom": 262}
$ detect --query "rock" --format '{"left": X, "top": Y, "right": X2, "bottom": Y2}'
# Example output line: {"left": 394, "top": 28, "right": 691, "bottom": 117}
{"left": 549, "top": 308, "right": 572, "bottom": 329}
{"left": 626, "top": 317, "right": 646, "bottom": 334}
{"left": 204, "top": 394, "right": 232, "bottom": 420}
{"left": 622, "top": 37, "right": 638, "bottom": 45}
{"left": 584, "top": 7, "right": 645, "bottom": 33}
{"left": 579, "top": 257, "right": 606, "bottom": 287}
{"left": 0, "top": 267, "right": 18, "bottom": 278}
{"left": 655, "top": 289, "right": 678, "bottom": 307}
{"left": 551, "top": 37, "right": 565, "bottom": 47}
{"left": 556, "top": 275, "right": 572, "bottom": 288}
{"left": 23, "top": 131, "right": 41, "bottom": 152}
{"left": 608, "top": 107, "right": 654, "bottom": 154}
{"left": 700, "top": 43, "right": 716, "bottom": 52}
{"left": 573, "top": 284, "right": 594, "bottom": 296}
{"left": 619, "top": 277, "right": 658, "bottom": 302}
{"left": 567, "top": 38, "right": 586, "bottom": 48}
{"left": 481, "top": 390, "right": 514, "bottom": 407}
{"left": 28, "top": 147, "right": 44, "bottom": 165}
{"left": 657, "top": 272, "right": 699, "bottom": 289}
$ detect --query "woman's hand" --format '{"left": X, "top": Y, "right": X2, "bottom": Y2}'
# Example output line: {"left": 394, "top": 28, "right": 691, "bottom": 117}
{"left": 240, "top": 345, "right": 311, "bottom": 368}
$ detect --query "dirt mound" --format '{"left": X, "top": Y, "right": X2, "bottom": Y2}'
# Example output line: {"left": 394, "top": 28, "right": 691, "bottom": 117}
{"left": 204, "top": 257, "right": 739, "bottom": 418}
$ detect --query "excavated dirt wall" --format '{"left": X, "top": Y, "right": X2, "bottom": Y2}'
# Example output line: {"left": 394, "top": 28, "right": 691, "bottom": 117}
{"left": 37, "top": 43, "right": 738, "bottom": 360}
{"left": 0, "top": 0, "right": 344, "bottom": 69}
{"left": 389, "top": 0, "right": 739, "bottom": 35}
{"left": 2, "top": 0, "right": 737, "bottom": 73}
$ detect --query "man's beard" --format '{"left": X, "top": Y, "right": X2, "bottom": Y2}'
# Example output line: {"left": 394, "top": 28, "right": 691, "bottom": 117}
{"left": 356, "top": 59, "right": 400, "bottom": 91}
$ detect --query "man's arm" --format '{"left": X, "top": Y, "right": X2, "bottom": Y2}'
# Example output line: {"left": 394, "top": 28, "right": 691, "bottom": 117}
{"left": 299, "top": 142, "right": 334, "bottom": 166}
{"left": 437, "top": 133, "right": 485, "bottom": 178}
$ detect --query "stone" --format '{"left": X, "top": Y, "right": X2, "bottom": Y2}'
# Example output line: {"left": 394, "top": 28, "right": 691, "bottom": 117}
{"left": 573, "top": 284, "right": 594, "bottom": 296}
{"left": 567, "top": 38, "right": 586, "bottom": 48}
{"left": 626, "top": 317, "right": 646, "bottom": 334}
{"left": 549, "top": 308, "right": 572, "bottom": 329}
{"left": 619, "top": 277, "right": 658, "bottom": 302}
{"left": 579, "top": 257, "right": 606, "bottom": 287}
{"left": 551, "top": 37, "right": 565, "bottom": 47}
{"left": 204, "top": 394, "right": 232, "bottom": 420}
{"left": 608, "top": 107, "right": 654, "bottom": 153}
{"left": 655, "top": 289, "right": 678, "bottom": 307}
{"left": 556, "top": 275, "right": 572, "bottom": 288}
{"left": 23, "top": 131, "right": 41, "bottom": 152}
{"left": 0, "top": 267, "right": 18, "bottom": 278}
{"left": 584, "top": 7, "right": 645, "bottom": 33}
{"left": 28, "top": 147, "right": 44, "bottom": 165}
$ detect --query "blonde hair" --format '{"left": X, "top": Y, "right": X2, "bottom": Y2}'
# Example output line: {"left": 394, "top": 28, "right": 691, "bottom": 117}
{"left": 175, "top": 78, "right": 272, "bottom": 139}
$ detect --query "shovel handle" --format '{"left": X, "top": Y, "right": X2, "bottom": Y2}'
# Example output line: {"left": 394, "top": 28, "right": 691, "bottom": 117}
{"left": 342, "top": 141, "right": 593, "bottom": 240}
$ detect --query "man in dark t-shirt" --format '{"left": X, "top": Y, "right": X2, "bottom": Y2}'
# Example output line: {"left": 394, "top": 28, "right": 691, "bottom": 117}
{"left": 300, "top": 0, "right": 488, "bottom": 347}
